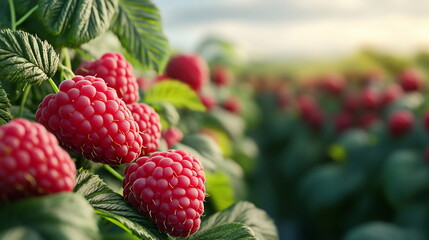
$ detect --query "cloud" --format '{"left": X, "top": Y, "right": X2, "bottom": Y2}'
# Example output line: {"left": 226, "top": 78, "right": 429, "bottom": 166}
{"left": 156, "top": 0, "right": 429, "bottom": 59}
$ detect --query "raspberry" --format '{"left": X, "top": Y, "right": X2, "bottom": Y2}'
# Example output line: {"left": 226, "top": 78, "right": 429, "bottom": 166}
{"left": 199, "top": 94, "right": 217, "bottom": 112}
{"left": 382, "top": 84, "right": 403, "bottom": 106}
{"left": 127, "top": 103, "right": 162, "bottom": 156}
{"left": 165, "top": 54, "right": 209, "bottom": 92}
{"left": 162, "top": 127, "right": 183, "bottom": 148}
{"left": 76, "top": 52, "right": 139, "bottom": 104}
{"left": 398, "top": 68, "right": 423, "bottom": 92}
{"left": 123, "top": 149, "right": 206, "bottom": 237}
{"left": 36, "top": 75, "right": 143, "bottom": 165}
{"left": 388, "top": 110, "right": 414, "bottom": 137}
{"left": 211, "top": 65, "right": 232, "bottom": 87}
{"left": 222, "top": 96, "right": 242, "bottom": 114}
{"left": 321, "top": 73, "right": 345, "bottom": 96}
{"left": 334, "top": 111, "right": 353, "bottom": 133}
{"left": 0, "top": 118, "right": 76, "bottom": 202}
{"left": 358, "top": 112, "right": 379, "bottom": 129}
{"left": 360, "top": 87, "right": 382, "bottom": 110}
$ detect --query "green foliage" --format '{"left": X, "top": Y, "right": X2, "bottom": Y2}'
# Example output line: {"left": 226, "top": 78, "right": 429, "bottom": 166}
{"left": 381, "top": 150, "right": 429, "bottom": 208}
{"left": 0, "top": 29, "right": 59, "bottom": 85}
{"left": 192, "top": 222, "right": 256, "bottom": 240}
{"left": 144, "top": 80, "right": 206, "bottom": 111}
{"left": 74, "top": 169, "right": 168, "bottom": 240}
{"left": 111, "top": 0, "right": 169, "bottom": 73}
{"left": 205, "top": 171, "right": 235, "bottom": 211}
{"left": 37, "top": 0, "right": 118, "bottom": 47}
{"left": 0, "top": 83, "right": 12, "bottom": 124}
{"left": 0, "top": 193, "right": 100, "bottom": 240}
{"left": 298, "top": 164, "right": 362, "bottom": 213}
{"left": 0, "top": 1, "right": 10, "bottom": 28}
{"left": 191, "top": 201, "right": 278, "bottom": 240}
{"left": 151, "top": 102, "right": 180, "bottom": 129}
{"left": 344, "top": 222, "right": 423, "bottom": 240}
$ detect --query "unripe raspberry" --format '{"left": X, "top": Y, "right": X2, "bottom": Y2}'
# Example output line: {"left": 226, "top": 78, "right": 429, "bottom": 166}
{"left": 165, "top": 54, "right": 209, "bottom": 92}
{"left": 0, "top": 118, "right": 76, "bottom": 202}
{"left": 36, "top": 75, "right": 143, "bottom": 165}
{"left": 123, "top": 149, "right": 206, "bottom": 237}
{"left": 76, "top": 52, "right": 139, "bottom": 104}
{"left": 388, "top": 110, "right": 414, "bottom": 137}
{"left": 163, "top": 127, "right": 183, "bottom": 148}
{"left": 127, "top": 103, "right": 161, "bottom": 156}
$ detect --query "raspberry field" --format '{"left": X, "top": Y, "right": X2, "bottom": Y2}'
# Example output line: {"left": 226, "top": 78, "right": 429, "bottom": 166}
{"left": 1, "top": 1, "right": 429, "bottom": 240}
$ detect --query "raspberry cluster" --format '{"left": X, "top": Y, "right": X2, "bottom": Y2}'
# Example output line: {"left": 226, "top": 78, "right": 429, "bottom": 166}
{"left": 0, "top": 118, "right": 76, "bottom": 202}
{"left": 36, "top": 75, "right": 143, "bottom": 165}
{"left": 123, "top": 150, "right": 206, "bottom": 237}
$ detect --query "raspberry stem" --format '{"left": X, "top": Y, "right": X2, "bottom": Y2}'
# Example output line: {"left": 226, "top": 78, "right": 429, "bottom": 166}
{"left": 18, "top": 83, "right": 31, "bottom": 117}
{"left": 48, "top": 78, "right": 59, "bottom": 93}
{"left": 103, "top": 165, "right": 124, "bottom": 181}
{"left": 8, "top": 0, "right": 16, "bottom": 30}
{"left": 61, "top": 48, "right": 72, "bottom": 69}
{"left": 15, "top": 5, "right": 38, "bottom": 28}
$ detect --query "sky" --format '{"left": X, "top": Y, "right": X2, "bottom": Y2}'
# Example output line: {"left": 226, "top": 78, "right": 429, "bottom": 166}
{"left": 156, "top": 0, "right": 429, "bottom": 61}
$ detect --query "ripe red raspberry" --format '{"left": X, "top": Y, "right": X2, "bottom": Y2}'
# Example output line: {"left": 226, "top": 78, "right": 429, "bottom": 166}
{"left": 388, "top": 110, "right": 414, "bottom": 137}
{"left": 123, "top": 149, "right": 206, "bottom": 237}
{"left": 211, "top": 65, "right": 232, "bottom": 87}
{"left": 358, "top": 112, "right": 379, "bottom": 129}
{"left": 127, "top": 103, "right": 161, "bottom": 156}
{"left": 398, "top": 68, "right": 424, "bottom": 92}
{"left": 76, "top": 52, "right": 139, "bottom": 104}
{"left": 199, "top": 94, "right": 217, "bottom": 112}
{"left": 382, "top": 84, "right": 403, "bottom": 107}
{"left": 321, "top": 73, "right": 345, "bottom": 96}
{"left": 36, "top": 75, "right": 143, "bottom": 165}
{"left": 0, "top": 118, "right": 76, "bottom": 202}
{"left": 165, "top": 54, "right": 209, "bottom": 92}
{"left": 360, "top": 87, "right": 382, "bottom": 110}
{"left": 334, "top": 111, "right": 353, "bottom": 133}
{"left": 222, "top": 96, "right": 242, "bottom": 114}
{"left": 163, "top": 127, "right": 183, "bottom": 148}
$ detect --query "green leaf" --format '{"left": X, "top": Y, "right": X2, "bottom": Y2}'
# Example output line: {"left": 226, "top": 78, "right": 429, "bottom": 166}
{"left": 190, "top": 201, "right": 279, "bottom": 240}
{"left": 151, "top": 102, "right": 180, "bottom": 129}
{"left": 191, "top": 222, "right": 256, "bottom": 240}
{"left": 74, "top": 169, "right": 168, "bottom": 240}
{"left": 381, "top": 150, "right": 429, "bottom": 208}
{"left": 205, "top": 171, "right": 235, "bottom": 211}
{"left": 0, "top": 1, "right": 10, "bottom": 29}
{"left": 344, "top": 222, "right": 423, "bottom": 240}
{"left": 111, "top": 0, "right": 169, "bottom": 72}
{"left": 0, "top": 29, "right": 59, "bottom": 85}
{"left": 298, "top": 164, "right": 363, "bottom": 213}
{"left": 144, "top": 80, "right": 206, "bottom": 111}
{"left": 37, "top": 0, "right": 118, "bottom": 47}
{"left": 0, "top": 193, "right": 100, "bottom": 240}
{"left": 0, "top": 83, "right": 12, "bottom": 124}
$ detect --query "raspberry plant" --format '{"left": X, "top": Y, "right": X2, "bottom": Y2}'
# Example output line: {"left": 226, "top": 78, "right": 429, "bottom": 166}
{"left": 0, "top": 1, "right": 278, "bottom": 240}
